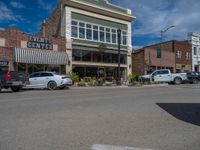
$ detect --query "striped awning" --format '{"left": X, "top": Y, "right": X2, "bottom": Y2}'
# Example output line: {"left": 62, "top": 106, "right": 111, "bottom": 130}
{"left": 14, "top": 48, "right": 68, "bottom": 65}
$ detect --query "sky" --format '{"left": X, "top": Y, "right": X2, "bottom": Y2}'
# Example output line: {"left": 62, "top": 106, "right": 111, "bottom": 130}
{"left": 0, "top": 0, "right": 200, "bottom": 48}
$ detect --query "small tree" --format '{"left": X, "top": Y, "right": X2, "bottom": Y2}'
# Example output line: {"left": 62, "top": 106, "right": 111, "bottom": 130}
{"left": 69, "top": 72, "right": 79, "bottom": 84}
{"left": 128, "top": 74, "right": 137, "bottom": 84}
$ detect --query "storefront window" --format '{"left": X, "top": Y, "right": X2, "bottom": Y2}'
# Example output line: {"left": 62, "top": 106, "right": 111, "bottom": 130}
{"left": 103, "top": 53, "right": 112, "bottom": 63}
{"left": 93, "top": 52, "right": 102, "bottom": 62}
{"left": 82, "top": 51, "right": 91, "bottom": 62}
{"left": 72, "top": 50, "right": 82, "bottom": 61}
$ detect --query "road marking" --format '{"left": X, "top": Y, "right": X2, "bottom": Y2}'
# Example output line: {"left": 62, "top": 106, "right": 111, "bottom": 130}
{"left": 91, "top": 144, "right": 156, "bottom": 150}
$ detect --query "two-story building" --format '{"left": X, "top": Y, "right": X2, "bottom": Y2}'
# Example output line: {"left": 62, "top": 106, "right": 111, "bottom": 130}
{"left": 0, "top": 28, "right": 68, "bottom": 74}
{"left": 132, "top": 40, "right": 192, "bottom": 75}
{"left": 41, "top": 0, "right": 136, "bottom": 80}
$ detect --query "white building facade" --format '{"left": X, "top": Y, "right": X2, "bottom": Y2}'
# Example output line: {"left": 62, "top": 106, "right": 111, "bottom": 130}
{"left": 188, "top": 32, "right": 200, "bottom": 71}
{"left": 42, "top": 0, "right": 136, "bottom": 80}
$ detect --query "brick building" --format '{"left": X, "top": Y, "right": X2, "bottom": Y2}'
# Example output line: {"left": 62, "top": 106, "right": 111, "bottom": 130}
{"left": 0, "top": 28, "right": 68, "bottom": 74}
{"left": 132, "top": 48, "right": 175, "bottom": 75}
{"left": 132, "top": 40, "right": 192, "bottom": 75}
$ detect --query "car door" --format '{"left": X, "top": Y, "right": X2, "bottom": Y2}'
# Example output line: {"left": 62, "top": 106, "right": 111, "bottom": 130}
{"left": 154, "top": 70, "right": 171, "bottom": 82}
{"left": 29, "top": 73, "right": 41, "bottom": 85}
{"left": 39, "top": 73, "right": 54, "bottom": 87}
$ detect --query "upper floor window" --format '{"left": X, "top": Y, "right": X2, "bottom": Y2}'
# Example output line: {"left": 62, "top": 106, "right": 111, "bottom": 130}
{"left": 71, "top": 21, "right": 78, "bottom": 38}
{"left": 194, "top": 47, "right": 197, "bottom": 55}
{"left": 186, "top": 52, "right": 191, "bottom": 60}
{"left": 122, "top": 31, "right": 127, "bottom": 45}
{"left": 93, "top": 25, "right": 99, "bottom": 41}
{"left": 100, "top": 27, "right": 105, "bottom": 42}
{"left": 71, "top": 20, "right": 127, "bottom": 46}
{"left": 106, "top": 28, "right": 111, "bottom": 43}
{"left": 79, "top": 22, "right": 85, "bottom": 39}
{"left": 176, "top": 50, "right": 181, "bottom": 59}
{"left": 86, "top": 24, "right": 92, "bottom": 40}
{"left": 111, "top": 29, "right": 117, "bottom": 44}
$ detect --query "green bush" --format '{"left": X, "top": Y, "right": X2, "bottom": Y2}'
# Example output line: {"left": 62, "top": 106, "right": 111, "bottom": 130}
{"left": 69, "top": 72, "right": 79, "bottom": 83}
{"left": 128, "top": 74, "right": 137, "bottom": 84}
{"left": 83, "top": 77, "right": 92, "bottom": 82}
{"left": 77, "top": 81, "right": 86, "bottom": 87}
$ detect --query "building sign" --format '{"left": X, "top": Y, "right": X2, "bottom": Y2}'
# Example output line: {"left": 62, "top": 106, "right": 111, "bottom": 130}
{"left": 0, "top": 61, "right": 8, "bottom": 66}
{"left": 27, "top": 36, "right": 53, "bottom": 50}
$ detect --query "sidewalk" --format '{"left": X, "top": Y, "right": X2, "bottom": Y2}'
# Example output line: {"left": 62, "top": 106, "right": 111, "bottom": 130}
{"left": 71, "top": 83, "right": 168, "bottom": 90}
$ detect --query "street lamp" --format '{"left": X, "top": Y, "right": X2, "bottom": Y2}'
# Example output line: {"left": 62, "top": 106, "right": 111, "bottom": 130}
{"left": 160, "top": 25, "right": 175, "bottom": 67}
{"left": 117, "top": 29, "right": 121, "bottom": 86}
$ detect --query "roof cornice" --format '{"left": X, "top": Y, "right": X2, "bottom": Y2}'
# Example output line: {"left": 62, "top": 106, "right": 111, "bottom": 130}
{"left": 61, "top": 0, "right": 136, "bottom": 22}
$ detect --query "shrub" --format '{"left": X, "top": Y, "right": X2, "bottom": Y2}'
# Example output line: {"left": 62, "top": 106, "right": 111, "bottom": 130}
{"left": 69, "top": 72, "right": 79, "bottom": 83}
{"left": 77, "top": 81, "right": 86, "bottom": 87}
{"left": 83, "top": 77, "right": 92, "bottom": 82}
{"left": 128, "top": 74, "right": 137, "bottom": 84}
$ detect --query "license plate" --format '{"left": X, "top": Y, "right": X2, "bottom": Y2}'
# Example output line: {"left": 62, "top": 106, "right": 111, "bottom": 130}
{"left": 12, "top": 81, "right": 23, "bottom": 86}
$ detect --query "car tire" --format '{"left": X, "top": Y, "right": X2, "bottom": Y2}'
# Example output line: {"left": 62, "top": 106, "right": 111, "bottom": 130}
{"left": 47, "top": 81, "right": 57, "bottom": 90}
{"left": 192, "top": 78, "right": 199, "bottom": 84}
{"left": 11, "top": 86, "right": 22, "bottom": 92}
{"left": 174, "top": 77, "right": 182, "bottom": 85}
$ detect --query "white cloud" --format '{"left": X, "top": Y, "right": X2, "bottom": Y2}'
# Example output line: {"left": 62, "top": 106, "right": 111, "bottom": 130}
{"left": 112, "top": 0, "right": 200, "bottom": 40}
{"left": 10, "top": 1, "right": 25, "bottom": 9}
{"left": 37, "top": 0, "right": 53, "bottom": 11}
{"left": 0, "top": 1, "right": 17, "bottom": 21}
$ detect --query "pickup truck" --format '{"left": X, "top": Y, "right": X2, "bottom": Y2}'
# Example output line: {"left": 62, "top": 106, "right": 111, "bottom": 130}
{"left": 0, "top": 68, "right": 29, "bottom": 92}
{"left": 140, "top": 69, "right": 187, "bottom": 85}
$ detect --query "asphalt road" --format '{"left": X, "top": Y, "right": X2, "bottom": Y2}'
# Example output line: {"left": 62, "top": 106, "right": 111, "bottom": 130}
{"left": 0, "top": 85, "right": 200, "bottom": 150}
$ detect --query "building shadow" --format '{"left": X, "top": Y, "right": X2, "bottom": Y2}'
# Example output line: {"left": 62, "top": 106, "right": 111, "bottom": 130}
{"left": 157, "top": 103, "right": 200, "bottom": 126}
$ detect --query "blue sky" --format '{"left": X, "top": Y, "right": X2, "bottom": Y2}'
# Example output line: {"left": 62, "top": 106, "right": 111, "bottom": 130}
{"left": 0, "top": 0, "right": 200, "bottom": 48}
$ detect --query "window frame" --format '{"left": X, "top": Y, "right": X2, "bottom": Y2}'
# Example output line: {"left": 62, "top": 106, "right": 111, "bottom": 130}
{"left": 71, "top": 19, "right": 128, "bottom": 46}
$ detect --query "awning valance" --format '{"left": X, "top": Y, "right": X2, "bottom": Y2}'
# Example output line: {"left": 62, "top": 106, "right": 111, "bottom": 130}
{"left": 14, "top": 48, "right": 68, "bottom": 65}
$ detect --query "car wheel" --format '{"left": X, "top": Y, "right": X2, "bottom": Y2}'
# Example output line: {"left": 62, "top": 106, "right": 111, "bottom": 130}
{"left": 174, "top": 77, "right": 182, "bottom": 85}
{"left": 11, "top": 86, "right": 22, "bottom": 92}
{"left": 47, "top": 81, "right": 57, "bottom": 90}
{"left": 192, "top": 78, "right": 199, "bottom": 84}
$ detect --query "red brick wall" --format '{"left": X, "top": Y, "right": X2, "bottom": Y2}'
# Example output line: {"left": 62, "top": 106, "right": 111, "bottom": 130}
{"left": 144, "top": 48, "right": 175, "bottom": 71}
{"left": 0, "top": 28, "right": 66, "bottom": 52}
{"left": 132, "top": 50, "right": 145, "bottom": 75}
{"left": 0, "top": 47, "right": 13, "bottom": 61}
{"left": 174, "top": 41, "right": 192, "bottom": 65}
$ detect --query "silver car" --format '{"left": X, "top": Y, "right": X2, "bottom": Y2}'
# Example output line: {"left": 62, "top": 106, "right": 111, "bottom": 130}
{"left": 27, "top": 72, "right": 72, "bottom": 90}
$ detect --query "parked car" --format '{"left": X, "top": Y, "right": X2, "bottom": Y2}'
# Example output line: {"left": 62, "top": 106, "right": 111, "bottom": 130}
{"left": 0, "top": 68, "right": 29, "bottom": 92}
{"left": 186, "top": 72, "right": 200, "bottom": 84}
{"left": 139, "top": 69, "right": 187, "bottom": 85}
{"left": 26, "top": 72, "right": 72, "bottom": 90}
